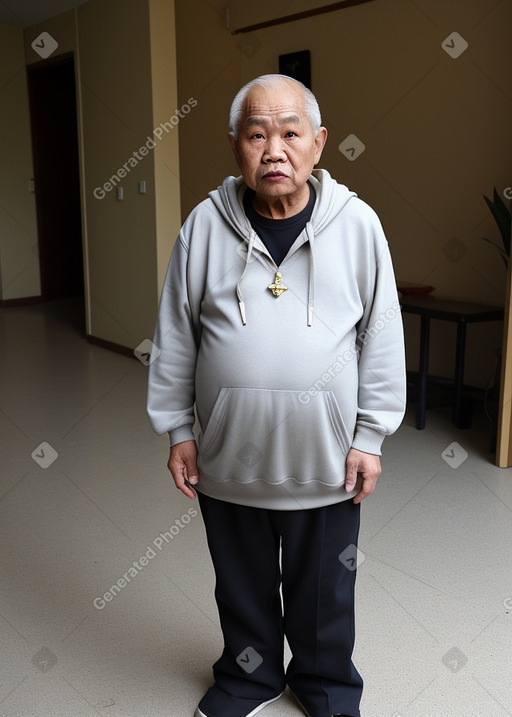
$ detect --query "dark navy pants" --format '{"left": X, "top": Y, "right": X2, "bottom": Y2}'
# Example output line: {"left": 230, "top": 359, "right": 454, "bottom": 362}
{"left": 197, "top": 492, "right": 363, "bottom": 717}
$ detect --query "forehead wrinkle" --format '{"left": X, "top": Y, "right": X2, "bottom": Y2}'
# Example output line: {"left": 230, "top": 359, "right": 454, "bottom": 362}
{"left": 245, "top": 113, "right": 302, "bottom": 128}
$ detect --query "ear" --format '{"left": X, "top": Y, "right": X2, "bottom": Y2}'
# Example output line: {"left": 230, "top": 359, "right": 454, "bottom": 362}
{"left": 313, "top": 127, "right": 328, "bottom": 164}
{"left": 228, "top": 133, "right": 239, "bottom": 164}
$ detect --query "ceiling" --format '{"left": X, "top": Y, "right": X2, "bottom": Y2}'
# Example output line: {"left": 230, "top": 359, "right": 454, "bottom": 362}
{"left": 0, "top": 0, "right": 90, "bottom": 28}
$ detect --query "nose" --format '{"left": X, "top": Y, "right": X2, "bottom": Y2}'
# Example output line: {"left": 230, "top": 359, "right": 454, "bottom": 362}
{"left": 263, "top": 136, "right": 285, "bottom": 163}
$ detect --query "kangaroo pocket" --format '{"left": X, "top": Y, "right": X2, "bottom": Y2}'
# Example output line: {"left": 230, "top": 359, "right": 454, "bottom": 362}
{"left": 197, "top": 387, "right": 351, "bottom": 487}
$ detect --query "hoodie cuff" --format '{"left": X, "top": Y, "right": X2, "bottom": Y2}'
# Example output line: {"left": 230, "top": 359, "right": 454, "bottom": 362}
{"left": 168, "top": 424, "right": 196, "bottom": 447}
{"left": 351, "top": 424, "right": 385, "bottom": 456}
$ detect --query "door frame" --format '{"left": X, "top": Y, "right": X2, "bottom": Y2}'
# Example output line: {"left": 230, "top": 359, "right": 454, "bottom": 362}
{"left": 497, "top": 248, "right": 512, "bottom": 467}
{"left": 26, "top": 50, "right": 85, "bottom": 305}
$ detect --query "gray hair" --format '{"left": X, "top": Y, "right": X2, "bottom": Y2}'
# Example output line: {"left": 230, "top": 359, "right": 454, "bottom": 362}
{"left": 229, "top": 74, "right": 322, "bottom": 139}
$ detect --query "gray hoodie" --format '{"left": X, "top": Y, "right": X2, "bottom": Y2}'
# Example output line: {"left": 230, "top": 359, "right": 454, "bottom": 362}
{"left": 147, "top": 169, "right": 406, "bottom": 510}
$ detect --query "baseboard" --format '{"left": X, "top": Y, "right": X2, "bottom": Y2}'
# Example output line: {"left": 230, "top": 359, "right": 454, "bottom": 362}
{"left": 0, "top": 295, "right": 43, "bottom": 308}
{"left": 86, "top": 334, "right": 136, "bottom": 359}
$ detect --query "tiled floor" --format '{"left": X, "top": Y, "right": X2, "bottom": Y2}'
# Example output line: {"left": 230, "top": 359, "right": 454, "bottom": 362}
{"left": 1, "top": 298, "right": 511, "bottom": 717}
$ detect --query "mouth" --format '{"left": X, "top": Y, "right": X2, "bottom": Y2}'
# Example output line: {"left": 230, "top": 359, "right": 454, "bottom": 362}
{"left": 262, "top": 171, "right": 288, "bottom": 180}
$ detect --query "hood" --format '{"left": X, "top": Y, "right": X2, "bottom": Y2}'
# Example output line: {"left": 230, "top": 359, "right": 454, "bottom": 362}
{"left": 209, "top": 169, "right": 356, "bottom": 237}
{"left": 208, "top": 169, "right": 357, "bottom": 326}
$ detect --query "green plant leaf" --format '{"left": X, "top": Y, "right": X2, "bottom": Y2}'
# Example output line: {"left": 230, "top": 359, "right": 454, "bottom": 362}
{"left": 482, "top": 237, "right": 509, "bottom": 267}
{"left": 483, "top": 188, "right": 511, "bottom": 257}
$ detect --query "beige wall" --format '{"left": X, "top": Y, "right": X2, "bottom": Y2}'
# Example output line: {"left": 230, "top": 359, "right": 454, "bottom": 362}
{"left": 175, "top": 0, "right": 512, "bottom": 387}
{"left": 0, "top": 23, "right": 39, "bottom": 301}
{"left": 77, "top": 0, "right": 158, "bottom": 348}
{"left": 20, "top": 0, "right": 180, "bottom": 350}
{"left": 4, "top": 0, "right": 509, "bottom": 381}
{"left": 149, "top": 0, "right": 182, "bottom": 294}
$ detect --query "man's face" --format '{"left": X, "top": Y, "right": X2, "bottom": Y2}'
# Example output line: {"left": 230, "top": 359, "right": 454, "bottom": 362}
{"left": 228, "top": 81, "right": 327, "bottom": 205}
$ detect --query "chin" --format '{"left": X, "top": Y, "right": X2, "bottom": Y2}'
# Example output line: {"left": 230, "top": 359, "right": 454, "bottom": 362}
{"left": 257, "top": 183, "right": 295, "bottom": 196}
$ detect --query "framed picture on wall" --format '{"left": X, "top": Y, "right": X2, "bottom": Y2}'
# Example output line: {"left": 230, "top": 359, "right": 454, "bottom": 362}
{"left": 278, "top": 50, "right": 311, "bottom": 89}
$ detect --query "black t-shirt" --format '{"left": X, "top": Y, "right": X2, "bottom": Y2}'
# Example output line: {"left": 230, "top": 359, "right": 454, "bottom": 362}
{"left": 243, "top": 183, "right": 316, "bottom": 266}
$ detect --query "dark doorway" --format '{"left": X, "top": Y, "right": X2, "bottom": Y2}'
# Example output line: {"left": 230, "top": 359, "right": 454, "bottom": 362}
{"left": 27, "top": 54, "right": 84, "bottom": 310}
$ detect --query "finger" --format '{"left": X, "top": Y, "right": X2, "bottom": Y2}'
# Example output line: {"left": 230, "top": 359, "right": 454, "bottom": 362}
{"left": 181, "top": 480, "right": 198, "bottom": 499}
{"left": 353, "top": 475, "right": 377, "bottom": 504}
{"left": 168, "top": 458, "right": 197, "bottom": 499}
{"left": 352, "top": 488, "right": 366, "bottom": 505}
{"left": 345, "top": 461, "right": 358, "bottom": 492}
{"left": 175, "top": 472, "right": 197, "bottom": 499}
{"left": 184, "top": 458, "right": 199, "bottom": 485}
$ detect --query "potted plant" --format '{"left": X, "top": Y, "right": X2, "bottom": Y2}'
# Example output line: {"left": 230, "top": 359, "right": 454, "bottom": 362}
{"left": 482, "top": 187, "right": 511, "bottom": 267}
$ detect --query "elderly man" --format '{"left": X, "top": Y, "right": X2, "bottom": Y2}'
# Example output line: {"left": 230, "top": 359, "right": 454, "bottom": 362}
{"left": 147, "top": 74, "right": 406, "bottom": 717}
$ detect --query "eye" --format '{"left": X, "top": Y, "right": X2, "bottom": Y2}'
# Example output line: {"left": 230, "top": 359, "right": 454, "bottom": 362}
{"left": 285, "top": 131, "right": 298, "bottom": 138}
{"left": 251, "top": 133, "right": 264, "bottom": 140}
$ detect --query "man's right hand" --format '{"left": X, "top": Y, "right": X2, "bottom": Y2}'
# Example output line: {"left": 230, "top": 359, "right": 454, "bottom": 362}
{"left": 167, "top": 440, "right": 199, "bottom": 499}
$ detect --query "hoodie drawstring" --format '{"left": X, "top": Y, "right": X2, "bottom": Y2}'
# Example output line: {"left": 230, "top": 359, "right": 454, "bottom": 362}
{"left": 236, "top": 228, "right": 316, "bottom": 327}
{"left": 236, "top": 233, "right": 256, "bottom": 326}
{"left": 306, "top": 226, "right": 315, "bottom": 327}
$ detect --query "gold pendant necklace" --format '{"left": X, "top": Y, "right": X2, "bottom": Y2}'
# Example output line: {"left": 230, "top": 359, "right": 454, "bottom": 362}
{"left": 268, "top": 271, "right": 288, "bottom": 297}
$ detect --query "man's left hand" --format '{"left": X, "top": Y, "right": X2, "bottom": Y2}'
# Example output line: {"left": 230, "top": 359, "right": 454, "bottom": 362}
{"left": 345, "top": 448, "right": 381, "bottom": 504}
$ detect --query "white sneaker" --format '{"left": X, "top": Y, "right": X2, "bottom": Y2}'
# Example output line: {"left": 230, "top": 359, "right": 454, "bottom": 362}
{"left": 195, "top": 691, "right": 283, "bottom": 717}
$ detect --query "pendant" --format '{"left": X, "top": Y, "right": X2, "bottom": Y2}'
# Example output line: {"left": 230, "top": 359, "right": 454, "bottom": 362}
{"left": 268, "top": 271, "right": 288, "bottom": 297}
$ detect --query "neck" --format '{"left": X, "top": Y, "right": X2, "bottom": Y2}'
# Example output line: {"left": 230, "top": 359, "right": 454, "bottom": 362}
{"left": 252, "top": 184, "right": 310, "bottom": 219}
